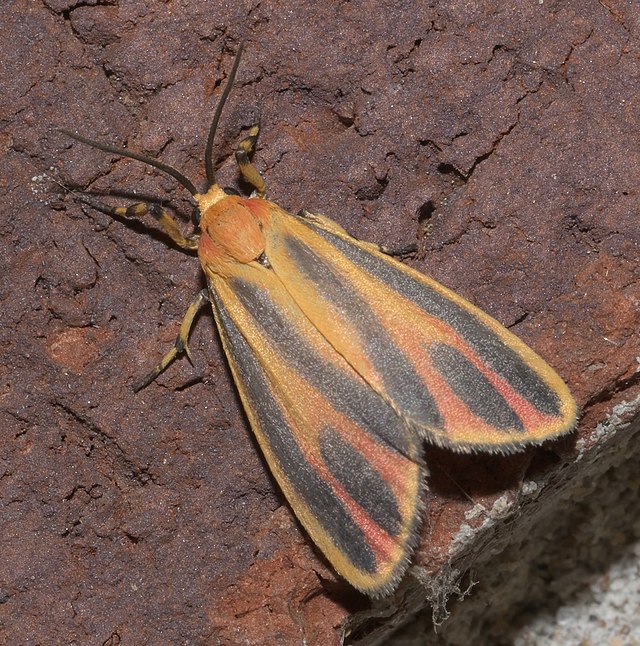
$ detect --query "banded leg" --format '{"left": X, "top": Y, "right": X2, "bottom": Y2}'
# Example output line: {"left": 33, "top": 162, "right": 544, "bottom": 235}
{"left": 133, "top": 289, "right": 210, "bottom": 392}
{"left": 296, "top": 208, "right": 417, "bottom": 257}
{"left": 235, "top": 124, "right": 267, "bottom": 197}
{"left": 78, "top": 195, "right": 199, "bottom": 251}
{"left": 378, "top": 242, "right": 418, "bottom": 257}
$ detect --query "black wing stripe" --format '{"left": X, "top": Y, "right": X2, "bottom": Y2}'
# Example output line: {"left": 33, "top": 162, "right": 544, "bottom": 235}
{"left": 282, "top": 234, "right": 445, "bottom": 431}
{"left": 430, "top": 342, "right": 525, "bottom": 432}
{"left": 211, "top": 290, "right": 379, "bottom": 574}
{"left": 228, "top": 276, "right": 421, "bottom": 459}
{"left": 319, "top": 425, "right": 402, "bottom": 537}
{"left": 303, "top": 221, "right": 563, "bottom": 418}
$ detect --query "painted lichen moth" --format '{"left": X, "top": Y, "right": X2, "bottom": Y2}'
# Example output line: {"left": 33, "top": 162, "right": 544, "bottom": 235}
{"left": 61, "top": 44, "right": 577, "bottom": 597}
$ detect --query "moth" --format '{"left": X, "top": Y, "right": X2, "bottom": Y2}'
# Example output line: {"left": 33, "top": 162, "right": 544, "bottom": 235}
{"left": 61, "top": 45, "right": 576, "bottom": 596}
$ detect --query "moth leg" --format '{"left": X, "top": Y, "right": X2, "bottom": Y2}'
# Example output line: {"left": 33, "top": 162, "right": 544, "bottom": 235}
{"left": 296, "top": 208, "right": 417, "bottom": 257}
{"left": 78, "top": 195, "right": 199, "bottom": 251}
{"left": 133, "top": 289, "right": 210, "bottom": 392}
{"left": 235, "top": 124, "right": 267, "bottom": 197}
{"left": 378, "top": 242, "right": 418, "bottom": 257}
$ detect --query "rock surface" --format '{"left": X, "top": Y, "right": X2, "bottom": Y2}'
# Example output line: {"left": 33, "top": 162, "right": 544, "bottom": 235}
{"left": 2, "top": 1, "right": 639, "bottom": 644}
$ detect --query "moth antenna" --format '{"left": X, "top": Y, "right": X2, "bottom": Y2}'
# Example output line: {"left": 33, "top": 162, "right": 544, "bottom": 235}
{"left": 204, "top": 43, "right": 245, "bottom": 189}
{"left": 59, "top": 129, "right": 199, "bottom": 196}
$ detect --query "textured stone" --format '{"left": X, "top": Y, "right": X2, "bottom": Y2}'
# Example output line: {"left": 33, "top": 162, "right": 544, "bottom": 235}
{"left": 2, "top": 0, "right": 639, "bottom": 644}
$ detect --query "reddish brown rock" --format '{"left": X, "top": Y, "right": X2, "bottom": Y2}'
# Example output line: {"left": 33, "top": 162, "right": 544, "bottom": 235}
{"left": 2, "top": 1, "right": 638, "bottom": 644}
